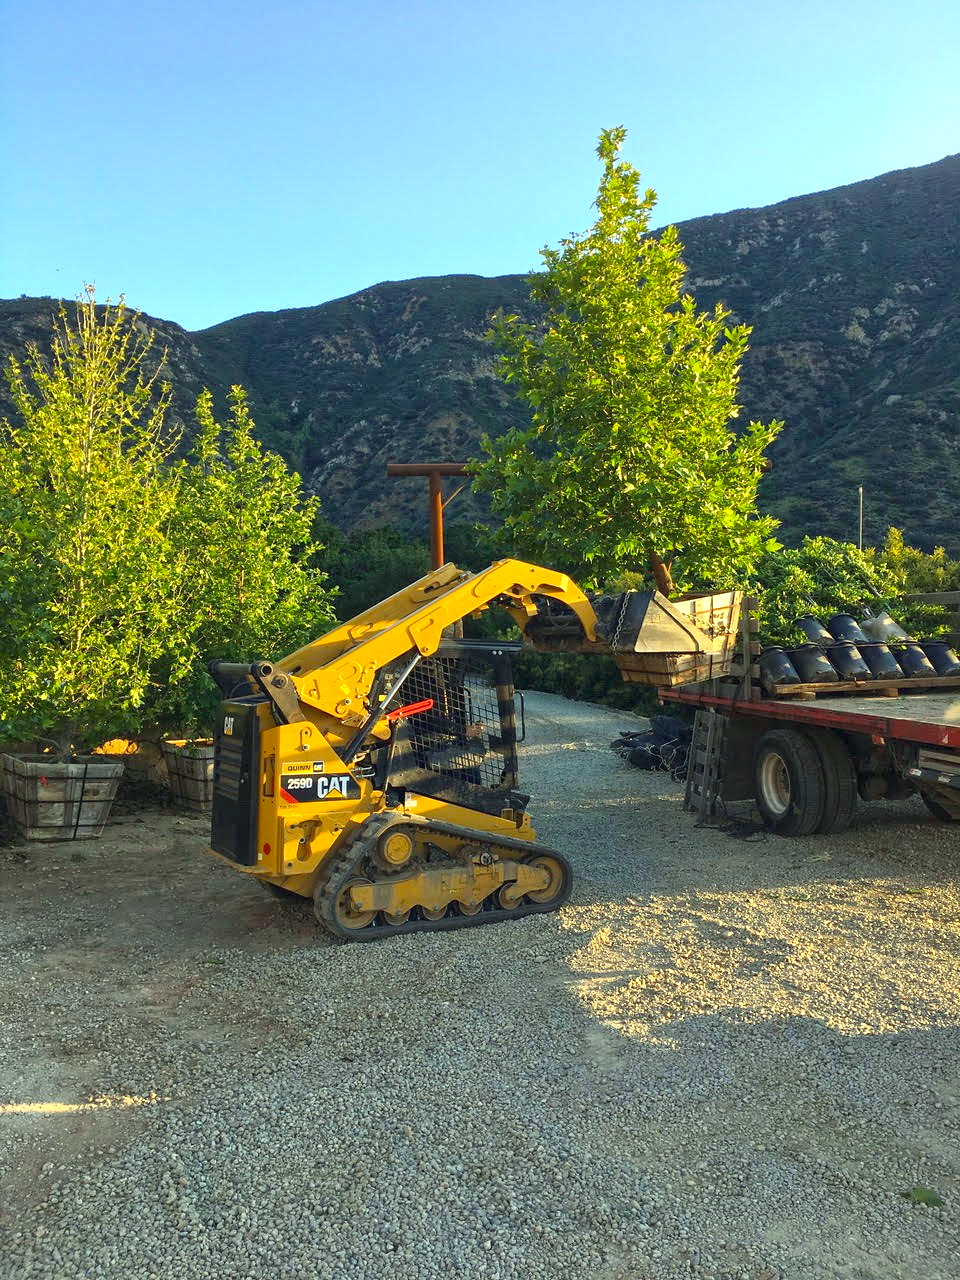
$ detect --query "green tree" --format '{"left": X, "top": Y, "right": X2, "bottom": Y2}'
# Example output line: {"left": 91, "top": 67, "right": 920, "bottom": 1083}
{"left": 0, "top": 291, "right": 185, "bottom": 757}
{"left": 471, "top": 126, "right": 783, "bottom": 594}
{"left": 315, "top": 520, "right": 430, "bottom": 622}
{"left": 153, "top": 387, "right": 337, "bottom": 732}
{"left": 880, "top": 527, "right": 960, "bottom": 594}
{"left": 746, "top": 535, "right": 950, "bottom": 647}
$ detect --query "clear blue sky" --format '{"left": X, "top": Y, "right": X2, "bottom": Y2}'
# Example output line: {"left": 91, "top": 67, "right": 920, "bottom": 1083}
{"left": 2, "top": 0, "right": 957, "bottom": 331}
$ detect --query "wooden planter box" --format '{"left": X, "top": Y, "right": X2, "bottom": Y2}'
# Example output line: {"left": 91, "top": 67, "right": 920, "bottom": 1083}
{"left": 162, "top": 739, "right": 214, "bottom": 812}
{"left": 614, "top": 649, "right": 739, "bottom": 687}
{"left": 612, "top": 589, "right": 743, "bottom": 687}
{"left": 1, "top": 754, "right": 124, "bottom": 840}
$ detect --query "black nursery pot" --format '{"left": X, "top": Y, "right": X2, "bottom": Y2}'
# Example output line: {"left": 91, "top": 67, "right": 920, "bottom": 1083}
{"left": 796, "top": 615, "right": 834, "bottom": 644}
{"left": 891, "top": 643, "right": 938, "bottom": 678}
{"left": 825, "top": 641, "right": 872, "bottom": 681}
{"left": 859, "top": 643, "right": 902, "bottom": 679}
{"left": 827, "top": 614, "right": 871, "bottom": 645}
{"left": 759, "top": 646, "right": 801, "bottom": 691}
{"left": 788, "top": 643, "right": 840, "bottom": 683}
{"left": 919, "top": 641, "right": 960, "bottom": 677}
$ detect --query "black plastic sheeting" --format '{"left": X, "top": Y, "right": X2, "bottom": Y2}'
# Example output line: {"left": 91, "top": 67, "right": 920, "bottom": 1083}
{"left": 610, "top": 714, "right": 693, "bottom": 781}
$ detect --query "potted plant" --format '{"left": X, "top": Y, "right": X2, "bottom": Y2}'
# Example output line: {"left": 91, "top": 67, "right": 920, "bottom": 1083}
{"left": 153, "top": 689, "right": 217, "bottom": 815}
{"left": 0, "top": 292, "right": 186, "bottom": 839}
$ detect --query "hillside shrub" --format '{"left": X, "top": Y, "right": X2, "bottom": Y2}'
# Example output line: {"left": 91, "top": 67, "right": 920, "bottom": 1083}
{"left": 880, "top": 527, "right": 960, "bottom": 594}
{"left": 746, "top": 535, "right": 950, "bottom": 647}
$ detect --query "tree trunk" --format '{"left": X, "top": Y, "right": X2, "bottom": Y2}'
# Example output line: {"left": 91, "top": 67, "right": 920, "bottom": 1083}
{"left": 649, "top": 551, "right": 674, "bottom": 596}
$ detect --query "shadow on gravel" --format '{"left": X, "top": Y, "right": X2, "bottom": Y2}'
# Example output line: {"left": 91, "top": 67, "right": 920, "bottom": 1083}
{"left": 5, "top": 949, "right": 957, "bottom": 1280}
{"left": 546, "top": 1002, "right": 960, "bottom": 1278}
{"left": 2, "top": 824, "right": 959, "bottom": 1278}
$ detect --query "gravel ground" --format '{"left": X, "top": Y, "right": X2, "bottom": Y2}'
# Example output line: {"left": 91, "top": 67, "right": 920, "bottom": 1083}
{"left": 1, "top": 691, "right": 959, "bottom": 1280}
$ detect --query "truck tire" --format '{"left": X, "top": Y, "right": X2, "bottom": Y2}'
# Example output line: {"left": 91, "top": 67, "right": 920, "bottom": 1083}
{"left": 753, "top": 728, "right": 826, "bottom": 836}
{"left": 807, "top": 729, "right": 858, "bottom": 834}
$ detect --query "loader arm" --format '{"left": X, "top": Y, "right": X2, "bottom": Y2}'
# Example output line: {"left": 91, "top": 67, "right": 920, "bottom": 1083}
{"left": 276, "top": 558, "right": 599, "bottom": 731}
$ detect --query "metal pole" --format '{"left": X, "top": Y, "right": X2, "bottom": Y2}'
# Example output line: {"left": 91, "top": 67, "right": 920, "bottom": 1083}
{"left": 493, "top": 654, "right": 519, "bottom": 793}
{"left": 385, "top": 462, "right": 467, "bottom": 572}
{"left": 858, "top": 485, "right": 863, "bottom": 551}
{"left": 429, "top": 472, "right": 444, "bottom": 569}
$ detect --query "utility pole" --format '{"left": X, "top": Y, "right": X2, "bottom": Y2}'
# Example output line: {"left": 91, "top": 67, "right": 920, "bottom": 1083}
{"left": 385, "top": 462, "right": 468, "bottom": 570}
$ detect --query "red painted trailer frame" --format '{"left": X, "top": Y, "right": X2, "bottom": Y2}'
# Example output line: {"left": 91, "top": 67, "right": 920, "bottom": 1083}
{"left": 665, "top": 687, "right": 960, "bottom": 750}
{"left": 661, "top": 685, "right": 960, "bottom": 832}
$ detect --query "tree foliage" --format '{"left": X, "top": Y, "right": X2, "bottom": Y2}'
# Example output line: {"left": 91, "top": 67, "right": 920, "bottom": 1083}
{"left": 0, "top": 292, "right": 184, "bottom": 755}
{"left": 880, "top": 527, "right": 960, "bottom": 594}
{"left": 311, "top": 520, "right": 509, "bottom": 623}
{"left": 747, "top": 535, "right": 950, "bottom": 648}
{"left": 0, "top": 294, "right": 337, "bottom": 751}
{"left": 471, "top": 126, "right": 783, "bottom": 594}
{"left": 315, "top": 521, "right": 430, "bottom": 622}
{"left": 151, "top": 387, "right": 337, "bottom": 732}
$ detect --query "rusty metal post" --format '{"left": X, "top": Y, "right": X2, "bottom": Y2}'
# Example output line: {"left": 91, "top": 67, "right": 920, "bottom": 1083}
{"left": 385, "top": 462, "right": 468, "bottom": 571}
{"left": 428, "top": 471, "right": 444, "bottom": 570}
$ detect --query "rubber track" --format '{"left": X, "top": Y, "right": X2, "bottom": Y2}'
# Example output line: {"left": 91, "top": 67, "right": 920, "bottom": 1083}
{"left": 314, "top": 814, "right": 573, "bottom": 943}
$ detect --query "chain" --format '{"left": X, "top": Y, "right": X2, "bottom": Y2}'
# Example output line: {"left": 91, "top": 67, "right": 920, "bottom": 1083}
{"left": 610, "top": 594, "right": 630, "bottom": 652}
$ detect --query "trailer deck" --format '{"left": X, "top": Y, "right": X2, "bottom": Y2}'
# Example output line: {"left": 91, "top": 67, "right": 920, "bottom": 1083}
{"left": 664, "top": 686, "right": 960, "bottom": 749}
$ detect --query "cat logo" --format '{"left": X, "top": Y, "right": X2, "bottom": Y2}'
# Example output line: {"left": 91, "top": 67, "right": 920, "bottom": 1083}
{"left": 279, "top": 773, "right": 361, "bottom": 804}
{"left": 282, "top": 760, "right": 325, "bottom": 775}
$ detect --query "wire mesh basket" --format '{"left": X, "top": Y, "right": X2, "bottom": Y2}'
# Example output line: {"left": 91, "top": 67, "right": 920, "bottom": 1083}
{"left": 388, "top": 650, "right": 524, "bottom": 815}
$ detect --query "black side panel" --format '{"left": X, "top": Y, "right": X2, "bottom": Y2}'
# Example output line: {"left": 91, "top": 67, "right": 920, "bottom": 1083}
{"left": 211, "top": 699, "right": 262, "bottom": 865}
{"left": 718, "top": 715, "right": 768, "bottom": 802}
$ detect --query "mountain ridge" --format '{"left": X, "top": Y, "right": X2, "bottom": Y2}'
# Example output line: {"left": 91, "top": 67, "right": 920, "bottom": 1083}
{"left": 3, "top": 152, "right": 959, "bottom": 551}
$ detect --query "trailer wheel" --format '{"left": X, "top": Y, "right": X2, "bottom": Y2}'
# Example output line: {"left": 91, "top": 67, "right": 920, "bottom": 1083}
{"left": 921, "top": 791, "right": 960, "bottom": 823}
{"left": 753, "top": 728, "right": 826, "bottom": 836}
{"left": 806, "top": 729, "right": 858, "bottom": 835}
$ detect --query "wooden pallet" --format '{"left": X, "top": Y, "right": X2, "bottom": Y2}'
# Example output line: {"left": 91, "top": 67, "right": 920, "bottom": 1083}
{"left": 617, "top": 650, "right": 737, "bottom": 687}
{"left": 683, "top": 708, "right": 727, "bottom": 817}
{"left": 677, "top": 597, "right": 762, "bottom": 699}
{"left": 675, "top": 598, "right": 960, "bottom": 705}
{"left": 766, "top": 675, "right": 960, "bottom": 700}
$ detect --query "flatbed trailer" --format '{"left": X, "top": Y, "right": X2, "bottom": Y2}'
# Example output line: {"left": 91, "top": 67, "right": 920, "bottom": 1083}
{"left": 662, "top": 685, "right": 960, "bottom": 834}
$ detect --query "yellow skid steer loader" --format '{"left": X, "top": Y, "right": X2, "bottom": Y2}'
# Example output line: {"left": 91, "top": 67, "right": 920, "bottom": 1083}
{"left": 207, "top": 560, "right": 739, "bottom": 941}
